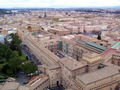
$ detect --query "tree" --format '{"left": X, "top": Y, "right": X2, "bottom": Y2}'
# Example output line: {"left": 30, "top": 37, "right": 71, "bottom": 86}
{"left": 7, "top": 55, "right": 27, "bottom": 75}
{"left": 53, "top": 18, "right": 59, "bottom": 22}
{"left": 8, "top": 57, "right": 21, "bottom": 74}
{"left": 97, "top": 34, "right": 101, "bottom": 40}
{"left": 0, "top": 35, "right": 37, "bottom": 77}
{"left": 0, "top": 43, "right": 12, "bottom": 61}
{"left": 9, "top": 33, "right": 22, "bottom": 51}
{"left": 21, "top": 62, "right": 37, "bottom": 74}
{"left": 1, "top": 64, "right": 10, "bottom": 74}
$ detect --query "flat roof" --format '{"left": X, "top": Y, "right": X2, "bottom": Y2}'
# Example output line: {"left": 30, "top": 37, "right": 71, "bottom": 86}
{"left": 50, "top": 28, "right": 69, "bottom": 31}
{"left": 100, "top": 48, "right": 116, "bottom": 56}
{"left": 60, "top": 57, "right": 87, "bottom": 71}
{"left": 86, "top": 42, "right": 107, "bottom": 51}
{"left": 62, "top": 35, "right": 75, "bottom": 40}
{"left": 84, "top": 56, "right": 101, "bottom": 63}
{"left": 18, "top": 86, "right": 29, "bottom": 90}
{"left": 76, "top": 65, "right": 120, "bottom": 85}
{"left": 1, "top": 82, "right": 20, "bottom": 90}
{"left": 77, "top": 41, "right": 107, "bottom": 53}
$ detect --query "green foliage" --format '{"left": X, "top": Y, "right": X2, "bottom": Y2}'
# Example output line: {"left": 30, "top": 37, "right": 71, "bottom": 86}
{"left": 21, "top": 62, "right": 37, "bottom": 74}
{"left": 0, "top": 75, "right": 7, "bottom": 79}
{"left": 53, "top": 18, "right": 59, "bottom": 22}
{"left": 0, "top": 34, "right": 37, "bottom": 77}
{"left": 0, "top": 63, "right": 6, "bottom": 72}
{"left": 9, "top": 33, "right": 22, "bottom": 51}
{"left": 0, "top": 43, "right": 13, "bottom": 61}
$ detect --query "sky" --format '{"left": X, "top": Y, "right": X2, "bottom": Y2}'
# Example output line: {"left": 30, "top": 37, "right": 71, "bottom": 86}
{"left": 0, "top": 0, "right": 120, "bottom": 8}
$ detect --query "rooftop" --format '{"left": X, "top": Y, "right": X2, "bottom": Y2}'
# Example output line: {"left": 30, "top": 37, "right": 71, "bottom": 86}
{"left": 84, "top": 56, "right": 101, "bottom": 63}
{"left": 77, "top": 41, "right": 107, "bottom": 53}
{"left": 50, "top": 28, "right": 69, "bottom": 32}
{"left": 31, "top": 32, "right": 46, "bottom": 37}
{"left": 100, "top": 48, "right": 116, "bottom": 56}
{"left": 60, "top": 57, "right": 87, "bottom": 71}
{"left": 111, "top": 42, "right": 120, "bottom": 49}
{"left": 76, "top": 65, "right": 120, "bottom": 85}
{"left": 18, "top": 86, "right": 29, "bottom": 90}
{"left": 1, "top": 82, "right": 20, "bottom": 90}
{"left": 62, "top": 35, "right": 75, "bottom": 40}
{"left": 86, "top": 42, "right": 107, "bottom": 51}
{"left": 28, "top": 75, "right": 48, "bottom": 87}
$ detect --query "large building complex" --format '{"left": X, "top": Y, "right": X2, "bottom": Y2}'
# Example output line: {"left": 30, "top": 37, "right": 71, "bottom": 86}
{"left": 16, "top": 25, "right": 120, "bottom": 90}
{"left": 0, "top": 9, "right": 120, "bottom": 90}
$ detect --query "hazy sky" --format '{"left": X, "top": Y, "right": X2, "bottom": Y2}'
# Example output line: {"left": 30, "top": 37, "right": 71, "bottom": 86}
{"left": 0, "top": 0, "right": 120, "bottom": 8}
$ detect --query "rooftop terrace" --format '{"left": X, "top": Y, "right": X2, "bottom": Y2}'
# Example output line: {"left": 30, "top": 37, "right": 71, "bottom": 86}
{"left": 76, "top": 65, "right": 120, "bottom": 85}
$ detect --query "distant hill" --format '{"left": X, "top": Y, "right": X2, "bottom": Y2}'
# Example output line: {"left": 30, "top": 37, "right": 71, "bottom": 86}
{"left": 0, "top": 9, "right": 12, "bottom": 15}
{"left": 0, "top": 9, "right": 6, "bottom": 14}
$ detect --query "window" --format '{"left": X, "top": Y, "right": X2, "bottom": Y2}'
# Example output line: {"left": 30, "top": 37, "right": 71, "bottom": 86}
{"left": 112, "top": 60, "right": 114, "bottom": 64}
{"left": 118, "top": 62, "right": 120, "bottom": 66}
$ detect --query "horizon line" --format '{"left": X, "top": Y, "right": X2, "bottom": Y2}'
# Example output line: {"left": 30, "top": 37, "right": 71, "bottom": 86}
{"left": 0, "top": 6, "right": 120, "bottom": 9}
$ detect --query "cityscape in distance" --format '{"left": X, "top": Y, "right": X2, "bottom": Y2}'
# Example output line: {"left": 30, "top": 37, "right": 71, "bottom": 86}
{"left": 0, "top": 0, "right": 120, "bottom": 90}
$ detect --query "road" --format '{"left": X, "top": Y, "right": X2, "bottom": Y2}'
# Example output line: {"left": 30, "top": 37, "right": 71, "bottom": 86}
{"left": 20, "top": 44, "right": 42, "bottom": 66}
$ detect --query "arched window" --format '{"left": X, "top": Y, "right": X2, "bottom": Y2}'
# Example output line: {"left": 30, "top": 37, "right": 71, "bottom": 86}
{"left": 115, "top": 84, "right": 120, "bottom": 90}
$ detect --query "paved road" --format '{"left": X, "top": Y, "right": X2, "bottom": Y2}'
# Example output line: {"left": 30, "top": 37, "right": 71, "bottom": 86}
{"left": 21, "top": 44, "right": 42, "bottom": 66}
{"left": 16, "top": 74, "right": 28, "bottom": 85}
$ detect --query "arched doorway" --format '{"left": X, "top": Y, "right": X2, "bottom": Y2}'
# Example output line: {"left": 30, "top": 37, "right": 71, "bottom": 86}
{"left": 56, "top": 81, "right": 59, "bottom": 86}
{"left": 115, "top": 84, "right": 120, "bottom": 90}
